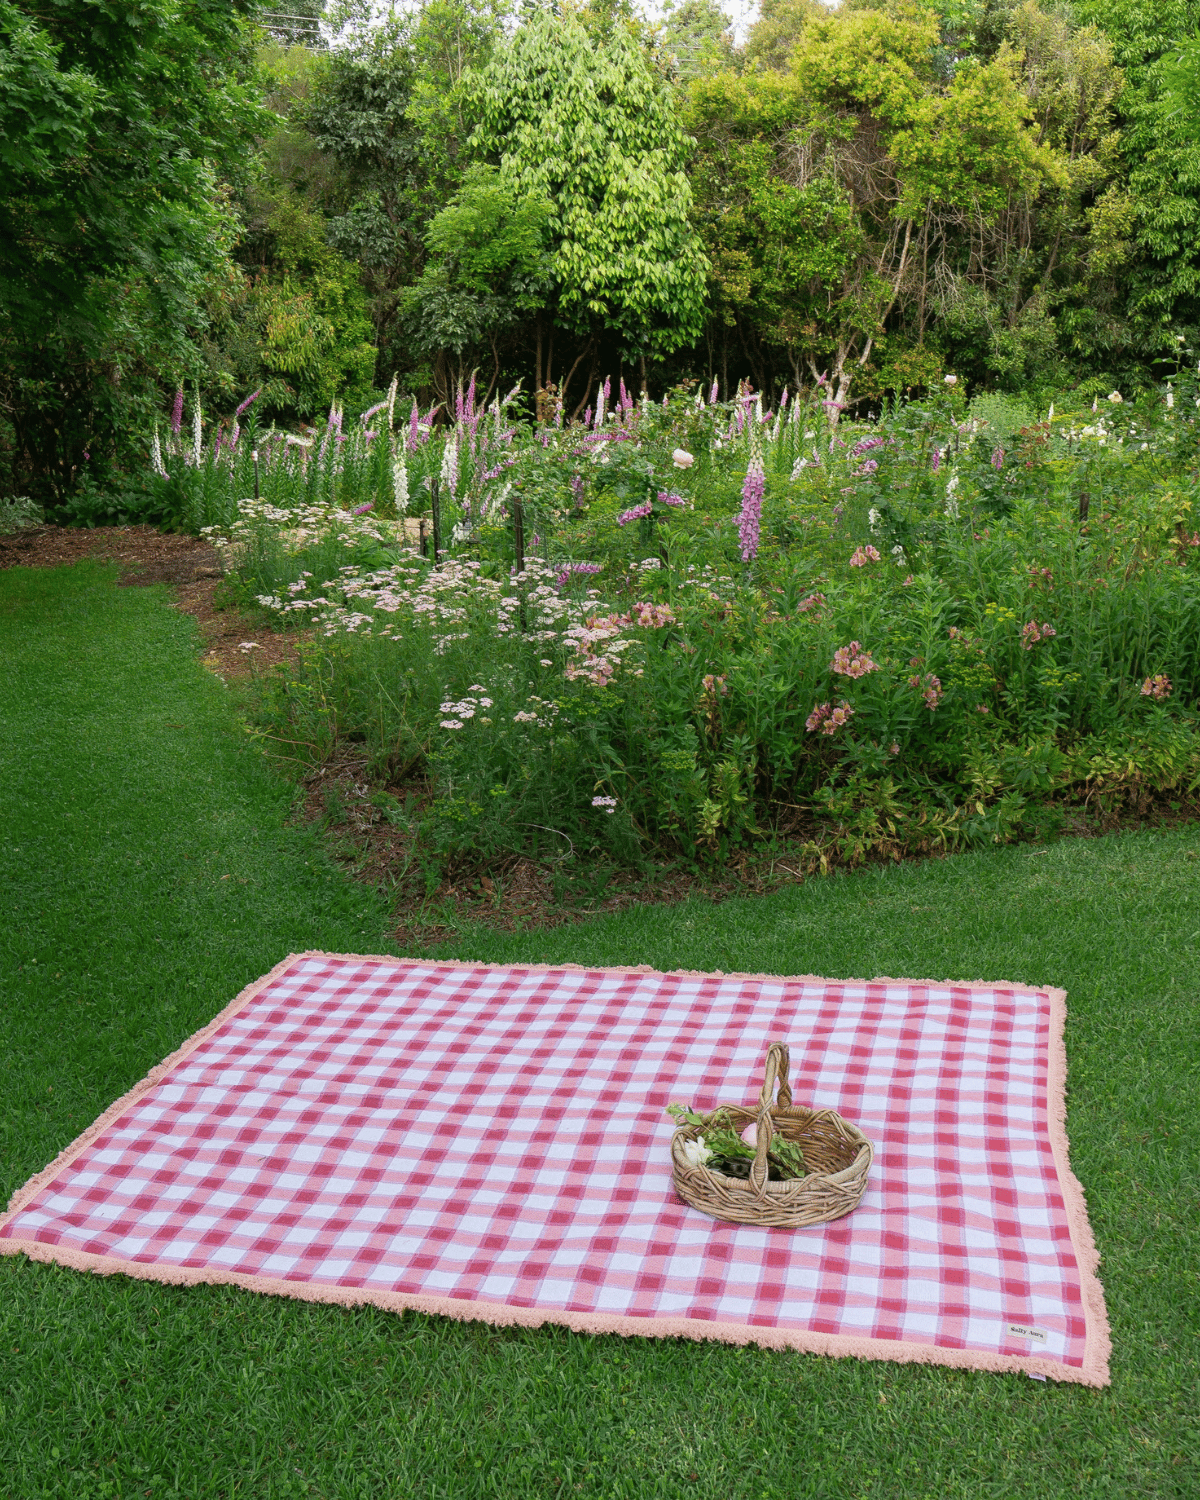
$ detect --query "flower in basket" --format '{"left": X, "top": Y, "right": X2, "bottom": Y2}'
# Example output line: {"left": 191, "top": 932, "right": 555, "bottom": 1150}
{"left": 680, "top": 1136, "right": 713, "bottom": 1169}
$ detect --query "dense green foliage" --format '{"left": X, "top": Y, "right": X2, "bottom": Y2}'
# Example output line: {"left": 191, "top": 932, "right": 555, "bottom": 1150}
{"left": 2, "top": 561, "right": 1197, "bottom": 1498}
{"left": 4, "top": 0, "right": 1200, "bottom": 500}
{"left": 201, "top": 371, "right": 1200, "bottom": 874}
{"left": 0, "top": 0, "right": 264, "bottom": 497}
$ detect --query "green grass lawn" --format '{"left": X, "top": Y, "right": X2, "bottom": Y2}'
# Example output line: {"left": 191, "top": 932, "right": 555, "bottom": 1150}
{"left": 1, "top": 561, "right": 1197, "bottom": 1500}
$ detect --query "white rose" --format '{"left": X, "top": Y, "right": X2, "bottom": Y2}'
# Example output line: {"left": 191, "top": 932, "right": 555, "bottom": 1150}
{"left": 680, "top": 1136, "right": 712, "bottom": 1169}
{"left": 672, "top": 448, "right": 694, "bottom": 468}
{"left": 943, "top": 374, "right": 957, "bottom": 386}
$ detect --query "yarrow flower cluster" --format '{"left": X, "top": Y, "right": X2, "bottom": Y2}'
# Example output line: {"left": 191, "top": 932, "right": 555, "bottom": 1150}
{"left": 439, "top": 688, "right": 493, "bottom": 729}
{"left": 806, "top": 699, "right": 855, "bottom": 736}
{"left": 830, "top": 641, "right": 879, "bottom": 678}
{"left": 1141, "top": 674, "right": 1172, "bottom": 700}
{"left": 591, "top": 795, "right": 618, "bottom": 814}
{"left": 1021, "top": 620, "right": 1058, "bottom": 649}
{"left": 849, "top": 545, "right": 882, "bottom": 567}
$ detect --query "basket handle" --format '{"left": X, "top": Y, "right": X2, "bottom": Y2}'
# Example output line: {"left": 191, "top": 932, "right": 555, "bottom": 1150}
{"left": 749, "top": 1043, "right": 792, "bottom": 1198}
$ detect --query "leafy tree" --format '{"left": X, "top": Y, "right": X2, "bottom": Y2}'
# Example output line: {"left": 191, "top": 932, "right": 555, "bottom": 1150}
{"left": 474, "top": 2, "right": 709, "bottom": 403}
{"left": 0, "top": 0, "right": 264, "bottom": 496}
{"left": 302, "top": 0, "right": 507, "bottom": 380}
{"left": 1070, "top": 0, "right": 1200, "bottom": 357}
{"left": 400, "top": 166, "right": 553, "bottom": 402}
{"left": 660, "top": 0, "right": 735, "bottom": 77}
{"left": 687, "top": 5, "right": 1054, "bottom": 408}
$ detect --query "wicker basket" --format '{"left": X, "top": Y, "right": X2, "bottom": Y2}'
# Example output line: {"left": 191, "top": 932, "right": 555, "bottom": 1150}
{"left": 671, "top": 1042, "right": 873, "bottom": 1228}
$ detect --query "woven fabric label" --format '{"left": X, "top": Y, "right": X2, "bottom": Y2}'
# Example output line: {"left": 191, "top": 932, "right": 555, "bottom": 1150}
{"left": 1008, "top": 1323, "right": 1048, "bottom": 1343}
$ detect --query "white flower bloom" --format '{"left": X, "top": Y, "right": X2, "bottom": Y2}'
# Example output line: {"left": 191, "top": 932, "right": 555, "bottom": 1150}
{"left": 680, "top": 1136, "right": 713, "bottom": 1169}
{"left": 868, "top": 507, "right": 881, "bottom": 533}
{"left": 943, "top": 374, "right": 957, "bottom": 386}
{"left": 672, "top": 448, "right": 694, "bottom": 468}
{"left": 1166, "top": 391, "right": 1174, "bottom": 410}
{"left": 1108, "top": 391, "right": 1123, "bottom": 404}
{"left": 392, "top": 449, "right": 409, "bottom": 512}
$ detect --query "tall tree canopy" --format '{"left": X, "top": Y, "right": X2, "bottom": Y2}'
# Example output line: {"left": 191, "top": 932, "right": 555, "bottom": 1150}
{"left": 0, "top": 0, "right": 264, "bottom": 494}
{"left": 474, "top": 3, "right": 709, "bottom": 398}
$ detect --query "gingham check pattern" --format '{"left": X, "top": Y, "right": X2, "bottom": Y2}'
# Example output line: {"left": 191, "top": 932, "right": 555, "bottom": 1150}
{"left": 1, "top": 956, "right": 1090, "bottom": 1371}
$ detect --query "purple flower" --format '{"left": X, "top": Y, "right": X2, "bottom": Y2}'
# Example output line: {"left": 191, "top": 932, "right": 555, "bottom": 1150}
{"left": 408, "top": 398, "right": 420, "bottom": 452}
{"left": 991, "top": 446, "right": 1005, "bottom": 471}
{"left": 738, "top": 453, "right": 765, "bottom": 562}
{"left": 617, "top": 500, "right": 653, "bottom": 527}
{"left": 710, "top": 378, "right": 719, "bottom": 404}
{"left": 234, "top": 389, "right": 261, "bottom": 418}
{"left": 657, "top": 491, "right": 686, "bottom": 507}
{"left": 931, "top": 447, "right": 942, "bottom": 473}
{"left": 352, "top": 502, "right": 374, "bottom": 515}
{"left": 170, "top": 387, "right": 184, "bottom": 436}
{"left": 361, "top": 401, "right": 387, "bottom": 426}
{"left": 554, "top": 561, "right": 602, "bottom": 591}
{"left": 850, "top": 435, "right": 886, "bottom": 458}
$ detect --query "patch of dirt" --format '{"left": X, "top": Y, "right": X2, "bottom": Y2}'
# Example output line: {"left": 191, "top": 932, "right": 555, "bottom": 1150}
{"left": 0, "top": 523, "right": 303, "bottom": 680}
{"left": 292, "top": 755, "right": 777, "bottom": 949}
{"left": 0, "top": 522, "right": 224, "bottom": 579}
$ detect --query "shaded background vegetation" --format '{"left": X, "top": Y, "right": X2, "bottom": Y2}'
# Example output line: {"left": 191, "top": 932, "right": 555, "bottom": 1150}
{"left": 3, "top": 0, "right": 1199, "bottom": 502}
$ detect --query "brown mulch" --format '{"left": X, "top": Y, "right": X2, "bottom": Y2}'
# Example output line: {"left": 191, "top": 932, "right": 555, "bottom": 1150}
{"left": 0, "top": 524, "right": 303, "bottom": 680}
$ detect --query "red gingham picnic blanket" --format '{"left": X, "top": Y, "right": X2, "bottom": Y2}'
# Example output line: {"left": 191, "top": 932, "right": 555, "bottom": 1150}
{"left": 0, "top": 953, "right": 1110, "bottom": 1385}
